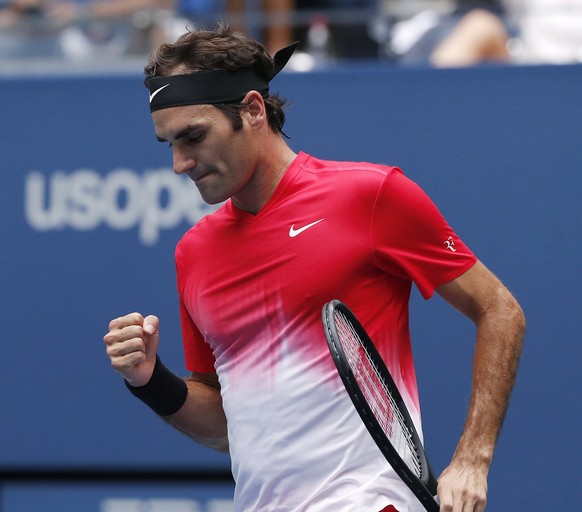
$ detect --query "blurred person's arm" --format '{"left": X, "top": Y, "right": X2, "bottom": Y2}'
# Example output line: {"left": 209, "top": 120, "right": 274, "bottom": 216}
{"left": 227, "top": 0, "right": 294, "bottom": 54}
{"left": 48, "top": 0, "right": 173, "bottom": 23}
{"left": 0, "top": 0, "right": 46, "bottom": 28}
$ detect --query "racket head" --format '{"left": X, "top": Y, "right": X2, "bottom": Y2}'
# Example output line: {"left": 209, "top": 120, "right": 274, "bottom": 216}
{"left": 322, "top": 299, "right": 439, "bottom": 510}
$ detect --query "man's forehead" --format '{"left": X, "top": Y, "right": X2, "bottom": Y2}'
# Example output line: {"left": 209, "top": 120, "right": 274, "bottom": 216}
{"left": 153, "top": 103, "right": 217, "bottom": 123}
{"left": 153, "top": 104, "right": 218, "bottom": 139}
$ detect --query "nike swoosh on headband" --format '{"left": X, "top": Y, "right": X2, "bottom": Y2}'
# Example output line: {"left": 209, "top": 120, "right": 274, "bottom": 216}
{"left": 149, "top": 83, "right": 170, "bottom": 103}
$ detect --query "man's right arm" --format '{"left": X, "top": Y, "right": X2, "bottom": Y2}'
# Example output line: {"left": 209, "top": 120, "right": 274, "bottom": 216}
{"left": 104, "top": 312, "right": 228, "bottom": 452}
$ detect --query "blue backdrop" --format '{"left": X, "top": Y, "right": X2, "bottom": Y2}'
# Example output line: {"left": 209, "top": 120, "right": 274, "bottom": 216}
{"left": 1, "top": 63, "right": 581, "bottom": 510}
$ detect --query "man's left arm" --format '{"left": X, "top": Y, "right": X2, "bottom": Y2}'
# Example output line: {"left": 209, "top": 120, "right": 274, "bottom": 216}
{"left": 435, "top": 260, "right": 525, "bottom": 512}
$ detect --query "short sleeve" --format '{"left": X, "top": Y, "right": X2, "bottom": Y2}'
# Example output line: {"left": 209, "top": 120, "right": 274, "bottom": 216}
{"left": 372, "top": 170, "right": 477, "bottom": 299}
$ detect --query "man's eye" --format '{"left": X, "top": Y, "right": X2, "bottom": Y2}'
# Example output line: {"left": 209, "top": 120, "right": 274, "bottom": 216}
{"left": 167, "top": 142, "right": 173, "bottom": 148}
{"left": 188, "top": 133, "right": 205, "bottom": 144}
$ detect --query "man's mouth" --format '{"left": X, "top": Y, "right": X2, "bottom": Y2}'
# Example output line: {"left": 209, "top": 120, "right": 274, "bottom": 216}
{"left": 188, "top": 170, "right": 212, "bottom": 183}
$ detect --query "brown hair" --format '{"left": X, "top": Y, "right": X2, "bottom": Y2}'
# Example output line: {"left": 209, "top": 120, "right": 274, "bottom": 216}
{"left": 144, "top": 24, "right": 288, "bottom": 133}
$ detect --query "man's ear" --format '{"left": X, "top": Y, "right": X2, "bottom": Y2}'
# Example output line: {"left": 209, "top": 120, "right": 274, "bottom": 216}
{"left": 241, "top": 90, "right": 266, "bottom": 128}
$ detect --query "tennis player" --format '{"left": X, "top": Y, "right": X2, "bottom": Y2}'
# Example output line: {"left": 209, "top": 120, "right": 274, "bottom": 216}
{"left": 103, "top": 24, "right": 525, "bottom": 512}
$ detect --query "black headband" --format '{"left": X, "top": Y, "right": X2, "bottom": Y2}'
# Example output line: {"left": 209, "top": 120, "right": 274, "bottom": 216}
{"left": 148, "top": 41, "right": 298, "bottom": 112}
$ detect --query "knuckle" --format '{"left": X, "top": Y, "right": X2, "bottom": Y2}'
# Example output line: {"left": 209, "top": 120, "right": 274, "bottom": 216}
{"left": 103, "top": 332, "right": 115, "bottom": 345}
{"left": 108, "top": 312, "right": 144, "bottom": 331}
{"left": 128, "top": 312, "right": 145, "bottom": 324}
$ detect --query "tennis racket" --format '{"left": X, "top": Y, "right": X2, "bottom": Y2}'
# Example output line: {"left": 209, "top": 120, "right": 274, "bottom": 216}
{"left": 322, "top": 299, "right": 440, "bottom": 511}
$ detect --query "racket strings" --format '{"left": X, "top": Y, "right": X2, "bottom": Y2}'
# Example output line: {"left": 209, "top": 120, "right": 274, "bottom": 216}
{"left": 334, "top": 311, "right": 422, "bottom": 477}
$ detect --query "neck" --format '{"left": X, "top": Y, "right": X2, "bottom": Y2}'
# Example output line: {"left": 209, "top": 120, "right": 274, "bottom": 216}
{"left": 232, "top": 142, "right": 297, "bottom": 215}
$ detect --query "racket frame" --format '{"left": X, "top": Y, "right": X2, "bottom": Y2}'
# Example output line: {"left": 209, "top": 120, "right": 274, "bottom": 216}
{"left": 323, "top": 299, "right": 439, "bottom": 512}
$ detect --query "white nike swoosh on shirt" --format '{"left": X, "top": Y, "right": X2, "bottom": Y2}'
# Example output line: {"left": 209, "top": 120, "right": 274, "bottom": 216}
{"left": 289, "top": 218, "right": 325, "bottom": 238}
{"left": 149, "top": 84, "right": 170, "bottom": 103}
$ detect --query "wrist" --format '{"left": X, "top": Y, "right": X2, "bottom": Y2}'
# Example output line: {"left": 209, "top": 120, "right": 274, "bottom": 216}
{"left": 125, "top": 355, "right": 188, "bottom": 416}
{"left": 451, "top": 438, "right": 494, "bottom": 469}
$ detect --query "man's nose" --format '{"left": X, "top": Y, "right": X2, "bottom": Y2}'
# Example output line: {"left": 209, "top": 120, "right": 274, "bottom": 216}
{"left": 173, "top": 147, "right": 196, "bottom": 176}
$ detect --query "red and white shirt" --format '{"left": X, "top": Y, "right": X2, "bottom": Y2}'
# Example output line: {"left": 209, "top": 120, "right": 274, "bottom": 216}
{"left": 175, "top": 152, "right": 476, "bottom": 511}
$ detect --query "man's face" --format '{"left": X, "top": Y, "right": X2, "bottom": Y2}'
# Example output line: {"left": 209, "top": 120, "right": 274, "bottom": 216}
{"left": 153, "top": 103, "right": 257, "bottom": 206}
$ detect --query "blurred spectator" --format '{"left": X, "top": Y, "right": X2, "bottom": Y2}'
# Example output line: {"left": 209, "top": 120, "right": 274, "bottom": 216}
{"left": 13, "top": 0, "right": 578, "bottom": 69}
{"left": 0, "top": 0, "right": 62, "bottom": 57}
{"left": 0, "top": 0, "right": 174, "bottom": 60}
{"left": 50, "top": 0, "right": 173, "bottom": 59}
{"left": 177, "top": 1, "right": 379, "bottom": 62}
{"left": 167, "top": 1, "right": 294, "bottom": 56}
{"left": 0, "top": 0, "right": 320, "bottom": 65}
{"left": 225, "top": 0, "right": 294, "bottom": 55}
{"left": 505, "top": 0, "right": 582, "bottom": 64}
{"left": 387, "top": 0, "right": 510, "bottom": 67}
{"left": 294, "top": 0, "right": 379, "bottom": 60}
{"left": 164, "top": 0, "right": 227, "bottom": 44}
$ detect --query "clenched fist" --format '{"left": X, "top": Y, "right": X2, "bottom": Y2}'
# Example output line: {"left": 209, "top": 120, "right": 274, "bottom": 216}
{"left": 104, "top": 313, "right": 160, "bottom": 387}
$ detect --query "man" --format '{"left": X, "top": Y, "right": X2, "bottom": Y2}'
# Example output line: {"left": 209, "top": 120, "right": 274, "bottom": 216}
{"left": 104, "top": 24, "right": 525, "bottom": 512}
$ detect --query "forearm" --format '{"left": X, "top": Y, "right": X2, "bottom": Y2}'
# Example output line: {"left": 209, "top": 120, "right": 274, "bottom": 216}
{"left": 453, "top": 287, "right": 525, "bottom": 468}
{"left": 163, "top": 376, "right": 229, "bottom": 452}
{"left": 125, "top": 356, "right": 228, "bottom": 452}
{"left": 436, "top": 262, "right": 525, "bottom": 509}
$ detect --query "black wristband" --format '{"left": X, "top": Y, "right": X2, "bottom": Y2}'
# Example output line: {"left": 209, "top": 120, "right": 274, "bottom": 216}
{"left": 124, "top": 355, "right": 188, "bottom": 416}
